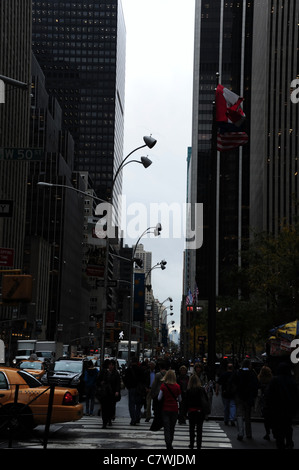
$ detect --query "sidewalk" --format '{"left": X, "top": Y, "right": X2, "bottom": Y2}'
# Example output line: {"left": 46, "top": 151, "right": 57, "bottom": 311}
{"left": 209, "top": 392, "right": 299, "bottom": 449}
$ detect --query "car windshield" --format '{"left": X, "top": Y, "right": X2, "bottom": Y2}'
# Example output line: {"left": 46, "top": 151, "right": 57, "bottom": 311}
{"left": 20, "top": 361, "right": 43, "bottom": 370}
{"left": 54, "top": 361, "right": 82, "bottom": 373}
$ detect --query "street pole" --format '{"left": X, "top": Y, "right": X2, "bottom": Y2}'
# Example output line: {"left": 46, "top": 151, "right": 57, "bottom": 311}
{"left": 207, "top": 72, "right": 220, "bottom": 380}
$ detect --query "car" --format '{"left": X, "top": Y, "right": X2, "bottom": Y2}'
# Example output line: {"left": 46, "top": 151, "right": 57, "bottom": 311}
{"left": 0, "top": 367, "right": 83, "bottom": 434}
{"left": 18, "top": 360, "right": 47, "bottom": 380}
{"left": 41, "top": 359, "right": 85, "bottom": 398}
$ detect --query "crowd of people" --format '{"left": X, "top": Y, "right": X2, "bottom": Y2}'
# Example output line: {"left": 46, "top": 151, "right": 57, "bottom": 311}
{"left": 215, "top": 358, "right": 299, "bottom": 449}
{"left": 83, "top": 355, "right": 299, "bottom": 451}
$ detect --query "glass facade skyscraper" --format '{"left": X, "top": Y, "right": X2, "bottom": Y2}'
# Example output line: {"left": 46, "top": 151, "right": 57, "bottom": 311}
{"left": 32, "top": 1, "right": 126, "bottom": 210}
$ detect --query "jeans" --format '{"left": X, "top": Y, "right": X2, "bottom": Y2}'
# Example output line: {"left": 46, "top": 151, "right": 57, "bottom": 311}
{"left": 162, "top": 411, "right": 178, "bottom": 449}
{"left": 188, "top": 411, "right": 205, "bottom": 449}
{"left": 128, "top": 388, "right": 142, "bottom": 423}
{"left": 85, "top": 387, "right": 96, "bottom": 414}
{"left": 236, "top": 398, "right": 252, "bottom": 438}
{"left": 222, "top": 397, "right": 236, "bottom": 423}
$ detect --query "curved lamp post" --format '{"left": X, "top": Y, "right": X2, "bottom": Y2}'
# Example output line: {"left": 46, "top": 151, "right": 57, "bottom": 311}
{"left": 145, "top": 259, "right": 167, "bottom": 291}
{"left": 127, "top": 223, "right": 162, "bottom": 365}
{"left": 110, "top": 135, "right": 156, "bottom": 202}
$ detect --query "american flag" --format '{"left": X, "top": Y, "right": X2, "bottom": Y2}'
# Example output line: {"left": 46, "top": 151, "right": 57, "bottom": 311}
{"left": 217, "top": 130, "right": 248, "bottom": 152}
{"left": 185, "top": 288, "right": 193, "bottom": 305}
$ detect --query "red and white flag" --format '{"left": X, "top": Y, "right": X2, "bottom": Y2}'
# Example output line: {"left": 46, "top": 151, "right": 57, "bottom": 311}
{"left": 215, "top": 84, "right": 248, "bottom": 152}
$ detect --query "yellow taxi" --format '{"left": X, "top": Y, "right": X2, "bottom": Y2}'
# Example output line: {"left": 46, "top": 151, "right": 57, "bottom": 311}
{"left": 18, "top": 360, "right": 46, "bottom": 380}
{"left": 0, "top": 367, "right": 83, "bottom": 434}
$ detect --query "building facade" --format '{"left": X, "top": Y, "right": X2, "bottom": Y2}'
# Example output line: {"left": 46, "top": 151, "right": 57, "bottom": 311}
{"left": 0, "top": 1, "right": 32, "bottom": 356}
{"left": 31, "top": 0, "right": 126, "bottom": 219}
{"left": 250, "top": 0, "right": 299, "bottom": 234}
{"left": 183, "top": 0, "right": 254, "bottom": 357}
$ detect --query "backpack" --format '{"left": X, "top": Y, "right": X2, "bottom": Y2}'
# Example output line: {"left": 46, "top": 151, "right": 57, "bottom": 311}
{"left": 222, "top": 372, "right": 237, "bottom": 399}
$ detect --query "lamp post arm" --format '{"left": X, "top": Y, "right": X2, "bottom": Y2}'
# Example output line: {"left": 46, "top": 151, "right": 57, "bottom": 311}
{"left": 37, "top": 182, "right": 106, "bottom": 203}
{"left": 111, "top": 159, "right": 144, "bottom": 196}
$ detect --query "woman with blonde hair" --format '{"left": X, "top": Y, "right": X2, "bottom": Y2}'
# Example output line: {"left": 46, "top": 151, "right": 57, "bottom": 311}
{"left": 158, "top": 369, "right": 182, "bottom": 451}
{"left": 186, "top": 373, "right": 208, "bottom": 449}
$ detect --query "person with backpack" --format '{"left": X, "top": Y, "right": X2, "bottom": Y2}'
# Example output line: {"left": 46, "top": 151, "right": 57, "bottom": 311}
{"left": 215, "top": 362, "right": 236, "bottom": 426}
{"left": 234, "top": 359, "right": 259, "bottom": 441}
{"left": 186, "top": 374, "right": 210, "bottom": 449}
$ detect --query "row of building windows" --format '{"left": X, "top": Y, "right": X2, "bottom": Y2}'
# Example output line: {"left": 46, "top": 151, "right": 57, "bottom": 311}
{"left": 33, "top": 3, "right": 117, "bottom": 10}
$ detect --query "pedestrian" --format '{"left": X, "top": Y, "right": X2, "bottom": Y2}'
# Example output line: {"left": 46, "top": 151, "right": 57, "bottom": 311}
{"left": 123, "top": 356, "right": 146, "bottom": 425}
{"left": 144, "top": 361, "right": 156, "bottom": 422}
{"left": 193, "top": 362, "right": 208, "bottom": 385}
{"left": 96, "top": 359, "right": 113, "bottom": 428}
{"left": 150, "top": 361, "right": 168, "bottom": 431}
{"left": 264, "top": 362, "right": 299, "bottom": 449}
{"left": 186, "top": 374, "right": 207, "bottom": 449}
{"left": 257, "top": 365, "right": 272, "bottom": 440}
{"left": 108, "top": 359, "right": 121, "bottom": 422}
{"left": 194, "top": 361, "right": 213, "bottom": 415}
{"left": 234, "top": 359, "right": 259, "bottom": 441}
{"left": 158, "top": 369, "right": 182, "bottom": 451}
{"left": 177, "top": 365, "right": 189, "bottom": 424}
{"left": 83, "top": 359, "right": 98, "bottom": 416}
{"left": 215, "top": 362, "right": 236, "bottom": 426}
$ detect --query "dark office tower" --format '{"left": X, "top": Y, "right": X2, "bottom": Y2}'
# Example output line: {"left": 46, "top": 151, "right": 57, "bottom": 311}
{"left": 0, "top": 1, "right": 31, "bottom": 277}
{"left": 251, "top": 0, "right": 299, "bottom": 234}
{"left": 32, "top": 1, "right": 126, "bottom": 215}
{"left": 189, "top": 0, "right": 253, "bottom": 300}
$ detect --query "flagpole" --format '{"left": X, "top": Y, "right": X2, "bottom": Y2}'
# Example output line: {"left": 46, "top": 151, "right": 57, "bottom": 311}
{"left": 207, "top": 72, "right": 220, "bottom": 380}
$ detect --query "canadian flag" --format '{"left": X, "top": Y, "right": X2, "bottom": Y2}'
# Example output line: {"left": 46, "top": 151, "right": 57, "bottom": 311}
{"left": 215, "top": 84, "right": 248, "bottom": 151}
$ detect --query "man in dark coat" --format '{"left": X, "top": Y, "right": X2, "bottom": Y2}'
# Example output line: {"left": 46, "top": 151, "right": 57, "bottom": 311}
{"left": 234, "top": 359, "right": 259, "bottom": 440}
{"left": 264, "top": 362, "right": 299, "bottom": 449}
{"left": 123, "top": 356, "right": 146, "bottom": 425}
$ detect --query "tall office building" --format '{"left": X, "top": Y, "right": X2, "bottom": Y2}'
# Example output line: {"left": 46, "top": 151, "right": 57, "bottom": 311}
{"left": 32, "top": 0, "right": 126, "bottom": 217}
{"left": 0, "top": 1, "right": 32, "bottom": 332}
{"left": 250, "top": 0, "right": 299, "bottom": 234}
{"left": 189, "top": 0, "right": 253, "bottom": 302}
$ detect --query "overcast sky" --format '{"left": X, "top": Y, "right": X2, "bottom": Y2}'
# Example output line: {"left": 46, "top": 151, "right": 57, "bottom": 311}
{"left": 121, "top": 0, "right": 196, "bottom": 335}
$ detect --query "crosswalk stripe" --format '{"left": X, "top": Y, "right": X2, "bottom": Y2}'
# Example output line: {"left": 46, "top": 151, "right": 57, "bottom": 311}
{"left": 42, "top": 416, "right": 232, "bottom": 449}
{"left": 10, "top": 399, "right": 232, "bottom": 450}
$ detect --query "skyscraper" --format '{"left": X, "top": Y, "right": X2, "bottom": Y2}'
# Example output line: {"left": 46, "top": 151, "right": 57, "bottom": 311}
{"left": 250, "top": 0, "right": 299, "bottom": 234}
{"left": 0, "top": 1, "right": 32, "bottom": 332}
{"left": 189, "top": 0, "right": 253, "bottom": 302}
{"left": 32, "top": 1, "right": 126, "bottom": 214}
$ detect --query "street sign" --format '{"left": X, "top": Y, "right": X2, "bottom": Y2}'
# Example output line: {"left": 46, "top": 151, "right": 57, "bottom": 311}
{"left": 86, "top": 264, "right": 105, "bottom": 277}
{"left": 95, "top": 279, "right": 117, "bottom": 288}
{"left": 0, "top": 200, "right": 13, "bottom": 217}
{"left": 0, "top": 248, "right": 14, "bottom": 267}
{"left": 2, "top": 274, "right": 32, "bottom": 302}
{"left": 0, "top": 148, "right": 43, "bottom": 161}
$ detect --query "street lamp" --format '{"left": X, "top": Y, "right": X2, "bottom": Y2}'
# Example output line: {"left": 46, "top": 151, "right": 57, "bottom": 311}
{"left": 128, "top": 223, "right": 162, "bottom": 365}
{"left": 145, "top": 259, "right": 167, "bottom": 291}
{"left": 110, "top": 136, "right": 156, "bottom": 202}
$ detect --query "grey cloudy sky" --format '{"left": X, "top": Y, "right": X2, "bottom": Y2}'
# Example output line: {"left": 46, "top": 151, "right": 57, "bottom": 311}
{"left": 121, "top": 0, "right": 196, "bottom": 335}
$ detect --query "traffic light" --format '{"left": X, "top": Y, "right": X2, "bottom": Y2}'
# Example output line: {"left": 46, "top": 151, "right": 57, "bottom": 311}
{"left": 2, "top": 274, "right": 32, "bottom": 302}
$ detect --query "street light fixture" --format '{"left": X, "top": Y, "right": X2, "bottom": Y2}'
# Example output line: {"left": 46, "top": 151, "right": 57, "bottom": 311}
{"left": 145, "top": 259, "right": 167, "bottom": 291}
{"left": 127, "top": 223, "right": 162, "bottom": 365}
